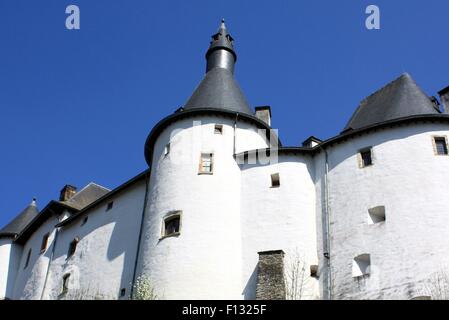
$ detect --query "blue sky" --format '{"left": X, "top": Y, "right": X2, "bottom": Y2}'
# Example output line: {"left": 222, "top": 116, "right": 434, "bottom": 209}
{"left": 1, "top": 0, "right": 448, "bottom": 228}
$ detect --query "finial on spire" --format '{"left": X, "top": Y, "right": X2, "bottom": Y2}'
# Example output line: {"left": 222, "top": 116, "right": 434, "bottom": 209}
{"left": 205, "top": 19, "right": 237, "bottom": 73}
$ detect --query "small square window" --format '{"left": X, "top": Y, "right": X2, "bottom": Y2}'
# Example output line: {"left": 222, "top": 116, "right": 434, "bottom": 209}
{"left": 353, "top": 254, "right": 371, "bottom": 277}
{"left": 434, "top": 137, "right": 448, "bottom": 155}
{"left": 368, "top": 206, "right": 386, "bottom": 224}
{"left": 199, "top": 153, "right": 214, "bottom": 174}
{"left": 214, "top": 124, "right": 223, "bottom": 135}
{"left": 271, "top": 173, "right": 280, "bottom": 187}
{"left": 164, "top": 143, "right": 170, "bottom": 156}
{"left": 162, "top": 213, "right": 181, "bottom": 238}
{"left": 40, "top": 233, "right": 50, "bottom": 253}
{"left": 106, "top": 201, "right": 114, "bottom": 211}
{"left": 359, "top": 148, "right": 373, "bottom": 168}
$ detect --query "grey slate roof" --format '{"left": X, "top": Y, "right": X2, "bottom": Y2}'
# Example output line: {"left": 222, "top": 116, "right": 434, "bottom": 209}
{"left": 183, "top": 20, "right": 253, "bottom": 115}
{"left": 0, "top": 200, "right": 39, "bottom": 238}
{"left": 64, "top": 182, "right": 110, "bottom": 210}
{"left": 184, "top": 67, "right": 253, "bottom": 115}
{"left": 343, "top": 73, "right": 441, "bottom": 131}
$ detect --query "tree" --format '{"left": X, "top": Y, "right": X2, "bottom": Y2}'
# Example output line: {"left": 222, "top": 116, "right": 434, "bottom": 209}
{"left": 284, "top": 251, "right": 313, "bottom": 300}
{"left": 132, "top": 275, "right": 159, "bottom": 300}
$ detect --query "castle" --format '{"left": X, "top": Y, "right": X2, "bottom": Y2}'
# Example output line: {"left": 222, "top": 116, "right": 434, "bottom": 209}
{"left": 1, "top": 21, "right": 449, "bottom": 300}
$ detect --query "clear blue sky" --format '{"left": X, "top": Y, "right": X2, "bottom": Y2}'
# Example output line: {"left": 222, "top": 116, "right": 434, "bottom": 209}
{"left": 1, "top": 0, "right": 448, "bottom": 228}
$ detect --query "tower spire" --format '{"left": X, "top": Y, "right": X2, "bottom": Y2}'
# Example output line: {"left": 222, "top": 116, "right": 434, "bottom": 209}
{"left": 206, "top": 19, "right": 237, "bottom": 73}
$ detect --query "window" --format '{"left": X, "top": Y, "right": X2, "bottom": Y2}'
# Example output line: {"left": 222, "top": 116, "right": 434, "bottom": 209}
{"left": 164, "top": 143, "right": 170, "bottom": 156}
{"left": 106, "top": 201, "right": 114, "bottom": 211}
{"left": 271, "top": 173, "right": 280, "bottom": 187}
{"left": 162, "top": 213, "right": 181, "bottom": 238}
{"left": 24, "top": 249, "right": 32, "bottom": 269}
{"left": 433, "top": 136, "right": 448, "bottom": 155}
{"left": 40, "top": 233, "right": 50, "bottom": 253}
{"left": 214, "top": 124, "right": 223, "bottom": 135}
{"left": 120, "top": 288, "right": 126, "bottom": 297}
{"left": 359, "top": 148, "right": 373, "bottom": 168}
{"left": 199, "top": 153, "right": 214, "bottom": 174}
{"left": 81, "top": 216, "right": 88, "bottom": 226}
{"left": 62, "top": 274, "right": 70, "bottom": 294}
{"left": 368, "top": 206, "right": 386, "bottom": 224}
{"left": 353, "top": 254, "right": 371, "bottom": 277}
{"left": 67, "top": 237, "right": 79, "bottom": 258}
{"left": 310, "top": 265, "right": 319, "bottom": 278}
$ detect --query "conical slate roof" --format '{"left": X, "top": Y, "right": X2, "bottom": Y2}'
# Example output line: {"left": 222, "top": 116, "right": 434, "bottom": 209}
{"left": 0, "top": 199, "right": 39, "bottom": 238}
{"left": 183, "top": 20, "right": 253, "bottom": 115}
{"left": 344, "top": 73, "right": 440, "bottom": 131}
{"left": 184, "top": 67, "right": 253, "bottom": 114}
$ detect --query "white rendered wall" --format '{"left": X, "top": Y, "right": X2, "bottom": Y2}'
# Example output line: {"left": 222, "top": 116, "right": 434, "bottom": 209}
{"left": 43, "top": 180, "right": 146, "bottom": 300}
{"left": 12, "top": 217, "right": 59, "bottom": 299}
{"left": 319, "top": 123, "right": 449, "bottom": 299}
{"left": 0, "top": 239, "right": 21, "bottom": 299}
{"left": 136, "top": 115, "right": 269, "bottom": 299}
{"left": 240, "top": 154, "right": 319, "bottom": 299}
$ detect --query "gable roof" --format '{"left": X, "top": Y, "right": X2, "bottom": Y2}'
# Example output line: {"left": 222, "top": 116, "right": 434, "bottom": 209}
{"left": 343, "top": 73, "right": 441, "bottom": 132}
{"left": 64, "top": 182, "right": 110, "bottom": 210}
{"left": 0, "top": 200, "right": 39, "bottom": 238}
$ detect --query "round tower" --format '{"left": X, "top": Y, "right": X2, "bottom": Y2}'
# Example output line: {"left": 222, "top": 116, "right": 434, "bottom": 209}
{"left": 137, "top": 21, "right": 274, "bottom": 299}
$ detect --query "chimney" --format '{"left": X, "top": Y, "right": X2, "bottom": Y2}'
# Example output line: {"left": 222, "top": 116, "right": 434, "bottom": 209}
{"left": 59, "top": 185, "right": 77, "bottom": 201}
{"left": 255, "top": 250, "right": 286, "bottom": 300}
{"left": 438, "top": 86, "right": 449, "bottom": 114}
{"left": 255, "top": 106, "right": 272, "bottom": 126}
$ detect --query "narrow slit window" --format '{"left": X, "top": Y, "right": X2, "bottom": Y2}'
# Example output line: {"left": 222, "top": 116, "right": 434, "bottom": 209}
{"left": 353, "top": 254, "right": 371, "bottom": 277}
{"left": 120, "top": 288, "right": 126, "bottom": 297}
{"left": 434, "top": 137, "right": 448, "bottom": 155}
{"left": 368, "top": 206, "right": 386, "bottom": 224}
{"left": 24, "top": 249, "right": 32, "bottom": 269}
{"left": 163, "top": 213, "right": 181, "bottom": 238}
{"left": 271, "top": 173, "right": 280, "bottom": 187}
{"left": 67, "top": 237, "right": 79, "bottom": 258}
{"left": 40, "top": 233, "right": 50, "bottom": 253}
{"left": 164, "top": 143, "right": 170, "bottom": 156}
{"left": 199, "top": 153, "right": 214, "bottom": 174}
{"left": 62, "top": 274, "right": 70, "bottom": 294}
{"left": 81, "top": 216, "right": 88, "bottom": 226}
{"left": 359, "top": 148, "right": 373, "bottom": 168}
{"left": 106, "top": 201, "right": 114, "bottom": 211}
{"left": 214, "top": 124, "right": 223, "bottom": 135}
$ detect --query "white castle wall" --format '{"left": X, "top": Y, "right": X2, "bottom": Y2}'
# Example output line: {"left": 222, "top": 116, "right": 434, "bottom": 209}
{"left": 136, "top": 115, "right": 269, "bottom": 299}
{"left": 42, "top": 180, "right": 146, "bottom": 300}
{"left": 320, "top": 123, "right": 449, "bottom": 299}
{"left": 12, "top": 217, "right": 59, "bottom": 299}
{"left": 0, "top": 239, "right": 22, "bottom": 299}
{"left": 239, "top": 154, "right": 319, "bottom": 299}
